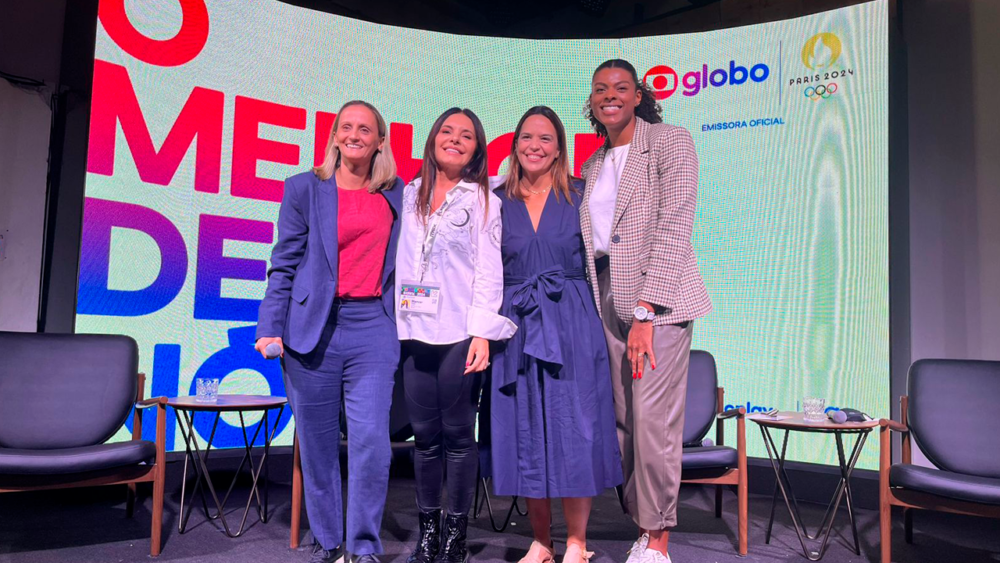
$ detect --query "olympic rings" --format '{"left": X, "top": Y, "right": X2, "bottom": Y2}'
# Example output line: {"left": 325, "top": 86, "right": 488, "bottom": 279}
{"left": 804, "top": 82, "right": 838, "bottom": 101}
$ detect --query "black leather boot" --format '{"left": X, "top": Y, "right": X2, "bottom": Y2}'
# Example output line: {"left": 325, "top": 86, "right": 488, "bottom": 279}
{"left": 407, "top": 509, "right": 442, "bottom": 563}
{"left": 434, "top": 513, "right": 469, "bottom": 563}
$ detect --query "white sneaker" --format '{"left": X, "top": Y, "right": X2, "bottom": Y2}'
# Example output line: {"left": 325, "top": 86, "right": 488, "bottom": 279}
{"left": 638, "top": 549, "right": 671, "bottom": 563}
{"left": 625, "top": 534, "right": 649, "bottom": 563}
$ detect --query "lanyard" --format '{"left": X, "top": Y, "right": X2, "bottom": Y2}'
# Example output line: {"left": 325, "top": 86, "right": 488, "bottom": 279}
{"left": 417, "top": 197, "right": 451, "bottom": 282}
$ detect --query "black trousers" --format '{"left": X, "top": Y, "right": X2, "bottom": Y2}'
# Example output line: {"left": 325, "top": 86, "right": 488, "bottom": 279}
{"left": 402, "top": 339, "right": 482, "bottom": 516}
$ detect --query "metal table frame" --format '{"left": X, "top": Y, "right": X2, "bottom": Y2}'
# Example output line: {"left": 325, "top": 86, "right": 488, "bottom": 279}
{"left": 754, "top": 414, "right": 876, "bottom": 561}
{"left": 169, "top": 395, "right": 287, "bottom": 538}
{"left": 472, "top": 474, "right": 527, "bottom": 532}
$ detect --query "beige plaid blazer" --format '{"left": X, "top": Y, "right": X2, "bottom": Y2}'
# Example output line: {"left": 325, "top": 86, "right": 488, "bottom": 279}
{"left": 580, "top": 117, "right": 712, "bottom": 327}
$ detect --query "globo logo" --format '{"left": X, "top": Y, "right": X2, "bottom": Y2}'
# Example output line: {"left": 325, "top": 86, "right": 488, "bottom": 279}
{"left": 644, "top": 65, "right": 679, "bottom": 100}
{"left": 643, "top": 60, "right": 770, "bottom": 99}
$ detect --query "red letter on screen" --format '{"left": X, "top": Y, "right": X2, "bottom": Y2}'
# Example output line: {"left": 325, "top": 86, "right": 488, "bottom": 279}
{"left": 573, "top": 133, "right": 603, "bottom": 177}
{"left": 87, "top": 60, "right": 224, "bottom": 192}
{"left": 487, "top": 133, "right": 515, "bottom": 176}
{"left": 231, "top": 96, "right": 307, "bottom": 202}
{"left": 390, "top": 122, "right": 423, "bottom": 182}
{"left": 314, "top": 111, "right": 336, "bottom": 167}
{"left": 98, "top": 0, "right": 209, "bottom": 67}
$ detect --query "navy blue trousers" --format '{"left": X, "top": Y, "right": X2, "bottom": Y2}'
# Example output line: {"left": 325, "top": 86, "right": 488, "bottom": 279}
{"left": 283, "top": 299, "right": 399, "bottom": 554}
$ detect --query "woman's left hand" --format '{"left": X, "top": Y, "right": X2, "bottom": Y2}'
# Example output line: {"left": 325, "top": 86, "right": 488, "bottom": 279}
{"left": 465, "top": 337, "right": 490, "bottom": 374}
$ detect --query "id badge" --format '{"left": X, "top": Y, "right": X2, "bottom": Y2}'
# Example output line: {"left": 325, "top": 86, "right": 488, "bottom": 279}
{"left": 399, "top": 281, "right": 442, "bottom": 316}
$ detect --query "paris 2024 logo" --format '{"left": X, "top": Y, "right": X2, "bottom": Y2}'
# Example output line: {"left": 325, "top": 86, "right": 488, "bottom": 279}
{"left": 793, "top": 32, "right": 856, "bottom": 102}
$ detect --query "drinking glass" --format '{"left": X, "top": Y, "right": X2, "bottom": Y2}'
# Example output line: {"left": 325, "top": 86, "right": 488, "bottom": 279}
{"left": 803, "top": 396, "right": 826, "bottom": 422}
{"left": 196, "top": 378, "right": 219, "bottom": 403}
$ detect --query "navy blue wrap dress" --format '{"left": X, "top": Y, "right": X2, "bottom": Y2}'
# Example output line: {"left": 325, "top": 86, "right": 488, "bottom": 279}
{"left": 489, "top": 184, "right": 622, "bottom": 498}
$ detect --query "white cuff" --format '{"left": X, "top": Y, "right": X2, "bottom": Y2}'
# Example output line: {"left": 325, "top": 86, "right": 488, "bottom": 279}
{"left": 467, "top": 306, "right": 518, "bottom": 341}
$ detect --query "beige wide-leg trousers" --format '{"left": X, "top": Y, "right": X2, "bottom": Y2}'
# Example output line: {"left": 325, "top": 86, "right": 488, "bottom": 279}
{"left": 598, "top": 264, "right": 693, "bottom": 530}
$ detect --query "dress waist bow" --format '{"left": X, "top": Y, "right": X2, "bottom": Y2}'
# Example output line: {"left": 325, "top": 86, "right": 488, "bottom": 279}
{"left": 498, "top": 266, "right": 586, "bottom": 388}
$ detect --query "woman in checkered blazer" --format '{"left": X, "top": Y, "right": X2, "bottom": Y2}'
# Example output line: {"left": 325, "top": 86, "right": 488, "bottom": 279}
{"left": 579, "top": 59, "right": 713, "bottom": 563}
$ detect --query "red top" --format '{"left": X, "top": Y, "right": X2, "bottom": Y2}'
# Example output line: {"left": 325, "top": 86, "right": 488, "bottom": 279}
{"left": 336, "top": 187, "right": 391, "bottom": 299}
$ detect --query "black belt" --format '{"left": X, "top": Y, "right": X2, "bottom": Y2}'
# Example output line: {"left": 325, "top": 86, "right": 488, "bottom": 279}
{"left": 595, "top": 255, "right": 610, "bottom": 277}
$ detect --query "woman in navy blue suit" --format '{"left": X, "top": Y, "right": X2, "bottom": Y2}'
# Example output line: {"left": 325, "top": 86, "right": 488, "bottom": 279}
{"left": 255, "top": 100, "right": 403, "bottom": 563}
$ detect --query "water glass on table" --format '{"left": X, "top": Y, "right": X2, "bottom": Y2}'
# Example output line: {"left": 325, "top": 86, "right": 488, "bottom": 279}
{"left": 803, "top": 396, "right": 826, "bottom": 422}
{"left": 196, "top": 378, "right": 219, "bottom": 403}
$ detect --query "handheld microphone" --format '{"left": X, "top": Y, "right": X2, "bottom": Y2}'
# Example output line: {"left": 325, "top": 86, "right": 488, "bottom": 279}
{"left": 827, "top": 410, "right": 848, "bottom": 424}
{"left": 264, "top": 343, "right": 282, "bottom": 360}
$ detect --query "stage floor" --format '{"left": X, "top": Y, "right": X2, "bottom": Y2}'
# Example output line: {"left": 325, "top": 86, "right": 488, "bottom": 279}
{"left": 1, "top": 451, "right": 997, "bottom": 562}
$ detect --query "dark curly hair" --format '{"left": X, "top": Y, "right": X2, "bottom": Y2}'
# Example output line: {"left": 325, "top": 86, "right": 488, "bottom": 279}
{"left": 584, "top": 59, "right": 662, "bottom": 143}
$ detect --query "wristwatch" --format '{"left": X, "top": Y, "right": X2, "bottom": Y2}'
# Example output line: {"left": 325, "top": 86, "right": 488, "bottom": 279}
{"left": 633, "top": 305, "right": 655, "bottom": 322}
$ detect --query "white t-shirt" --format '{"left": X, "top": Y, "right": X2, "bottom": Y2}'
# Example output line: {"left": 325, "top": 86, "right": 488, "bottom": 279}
{"left": 589, "top": 144, "right": 631, "bottom": 258}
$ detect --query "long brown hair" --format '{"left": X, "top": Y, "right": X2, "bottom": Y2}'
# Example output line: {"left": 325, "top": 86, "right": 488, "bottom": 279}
{"left": 313, "top": 100, "right": 396, "bottom": 192}
{"left": 415, "top": 108, "right": 490, "bottom": 223}
{"left": 503, "top": 106, "right": 577, "bottom": 202}
{"left": 584, "top": 59, "right": 663, "bottom": 145}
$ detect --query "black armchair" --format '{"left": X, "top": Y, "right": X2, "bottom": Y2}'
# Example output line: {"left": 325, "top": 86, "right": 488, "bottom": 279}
{"left": 0, "top": 332, "right": 167, "bottom": 557}
{"left": 879, "top": 359, "right": 1000, "bottom": 563}
{"left": 679, "top": 350, "right": 748, "bottom": 556}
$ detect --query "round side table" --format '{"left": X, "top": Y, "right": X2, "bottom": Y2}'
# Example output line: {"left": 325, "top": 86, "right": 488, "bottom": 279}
{"left": 750, "top": 411, "right": 879, "bottom": 560}
{"left": 167, "top": 394, "right": 288, "bottom": 538}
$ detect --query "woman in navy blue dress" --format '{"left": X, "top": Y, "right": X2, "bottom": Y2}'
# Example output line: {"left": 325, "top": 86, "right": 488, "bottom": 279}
{"left": 491, "top": 106, "right": 622, "bottom": 563}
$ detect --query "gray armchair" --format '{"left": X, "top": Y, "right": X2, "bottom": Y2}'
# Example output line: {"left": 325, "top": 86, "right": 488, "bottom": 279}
{"left": 0, "top": 332, "right": 167, "bottom": 557}
{"left": 879, "top": 359, "right": 1000, "bottom": 563}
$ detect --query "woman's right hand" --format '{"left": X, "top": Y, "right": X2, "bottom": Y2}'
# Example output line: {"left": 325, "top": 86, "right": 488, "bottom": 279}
{"left": 255, "top": 337, "right": 284, "bottom": 359}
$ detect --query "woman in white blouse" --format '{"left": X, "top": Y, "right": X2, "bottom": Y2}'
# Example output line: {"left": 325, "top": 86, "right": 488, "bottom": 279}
{"left": 396, "top": 107, "right": 516, "bottom": 563}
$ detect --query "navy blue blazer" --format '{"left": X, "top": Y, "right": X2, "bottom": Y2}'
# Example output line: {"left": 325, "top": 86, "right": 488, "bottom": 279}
{"left": 255, "top": 171, "right": 404, "bottom": 354}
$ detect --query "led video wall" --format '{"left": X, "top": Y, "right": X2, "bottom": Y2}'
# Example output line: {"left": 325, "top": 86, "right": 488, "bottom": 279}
{"left": 80, "top": 0, "right": 888, "bottom": 467}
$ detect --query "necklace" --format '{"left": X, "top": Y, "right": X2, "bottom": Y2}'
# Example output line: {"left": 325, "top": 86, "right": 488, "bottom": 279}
{"left": 521, "top": 180, "right": 551, "bottom": 196}
{"left": 608, "top": 145, "right": 627, "bottom": 186}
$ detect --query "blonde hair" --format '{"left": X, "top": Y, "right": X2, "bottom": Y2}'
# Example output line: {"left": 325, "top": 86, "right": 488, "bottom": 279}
{"left": 313, "top": 100, "right": 396, "bottom": 193}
